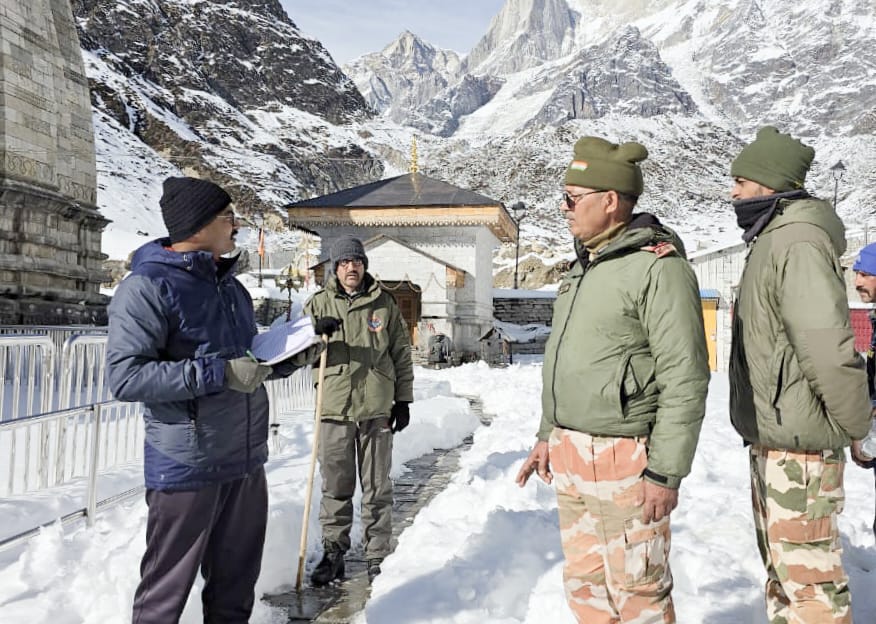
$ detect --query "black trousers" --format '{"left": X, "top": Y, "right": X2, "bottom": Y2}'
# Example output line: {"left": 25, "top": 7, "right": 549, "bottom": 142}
{"left": 132, "top": 466, "right": 268, "bottom": 624}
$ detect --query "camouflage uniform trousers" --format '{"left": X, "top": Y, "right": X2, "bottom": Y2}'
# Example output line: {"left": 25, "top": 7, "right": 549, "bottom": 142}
{"left": 750, "top": 444, "right": 851, "bottom": 624}
{"left": 549, "top": 427, "right": 674, "bottom": 624}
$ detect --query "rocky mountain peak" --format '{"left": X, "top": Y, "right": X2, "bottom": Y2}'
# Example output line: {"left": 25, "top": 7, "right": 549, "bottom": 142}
{"left": 73, "top": 0, "right": 383, "bottom": 243}
{"left": 74, "top": 0, "right": 369, "bottom": 124}
{"left": 344, "top": 31, "right": 461, "bottom": 120}
{"left": 464, "top": 0, "right": 576, "bottom": 75}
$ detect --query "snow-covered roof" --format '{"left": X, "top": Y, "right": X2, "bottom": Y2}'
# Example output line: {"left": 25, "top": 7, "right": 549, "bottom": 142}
{"left": 480, "top": 320, "right": 552, "bottom": 344}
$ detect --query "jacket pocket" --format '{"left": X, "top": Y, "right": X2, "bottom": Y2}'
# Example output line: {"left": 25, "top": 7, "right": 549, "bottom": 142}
{"left": 319, "top": 364, "right": 351, "bottom": 416}
{"left": 771, "top": 345, "right": 823, "bottom": 434}
{"left": 769, "top": 347, "right": 785, "bottom": 424}
{"left": 366, "top": 365, "right": 395, "bottom": 414}
{"left": 618, "top": 352, "right": 656, "bottom": 415}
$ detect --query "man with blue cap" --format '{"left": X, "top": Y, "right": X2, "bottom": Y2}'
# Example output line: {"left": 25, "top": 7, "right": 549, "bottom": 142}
{"left": 852, "top": 245, "right": 876, "bottom": 474}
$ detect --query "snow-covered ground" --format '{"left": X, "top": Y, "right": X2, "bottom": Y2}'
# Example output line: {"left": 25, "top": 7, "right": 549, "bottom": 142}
{"left": 2, "top": 364, "right": 876, "bottom": 623}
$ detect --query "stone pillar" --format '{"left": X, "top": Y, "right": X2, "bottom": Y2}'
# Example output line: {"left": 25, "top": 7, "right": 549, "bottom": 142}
{"left": 0, "top": 0, "right": 109, "bottom": 325}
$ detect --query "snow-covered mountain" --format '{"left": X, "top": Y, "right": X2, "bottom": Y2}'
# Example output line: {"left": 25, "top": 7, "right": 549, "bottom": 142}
{"left": 356, "top": 0, "right": 876, "bottom": 138}
{"left": 344, "top": 32, "right": 461, "bottom": 122}
{"left": 73, "top": 0, "right": 876, "bottom": 288}
{"left": 343, "top": 0, "right": 876, "bottom": 279}
{"left": 72, "top": 0, "right": 391, "bottom": 261}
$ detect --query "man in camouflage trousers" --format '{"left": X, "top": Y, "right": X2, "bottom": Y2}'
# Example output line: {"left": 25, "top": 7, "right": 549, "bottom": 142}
{"left": 728, "top": 127, "right": 871, "bottom": 623}
{"left": 517, "top": 136, "right": 710, "bottom": 623}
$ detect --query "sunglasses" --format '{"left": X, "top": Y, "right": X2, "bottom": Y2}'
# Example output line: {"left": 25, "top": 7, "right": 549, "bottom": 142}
{"left": 338, "top": 258, "right": 364, "bottom": 268}
{"left": 215, "top": 213, "right": 236, "bottom": 225}
{"left": 563, "top": 189, "right": 605, "bottom": 210}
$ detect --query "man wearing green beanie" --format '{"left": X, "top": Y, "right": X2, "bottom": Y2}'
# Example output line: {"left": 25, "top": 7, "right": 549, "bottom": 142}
{"left": 516, "top": 136, "right": 710, "bottom": 623}
{"left": 728, "top": 126, "right": 870, "bottom": 623}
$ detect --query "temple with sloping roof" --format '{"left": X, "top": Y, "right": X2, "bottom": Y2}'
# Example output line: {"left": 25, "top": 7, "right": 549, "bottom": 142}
{"left": 286, "top": 171, "right": 517, "bottom": 357}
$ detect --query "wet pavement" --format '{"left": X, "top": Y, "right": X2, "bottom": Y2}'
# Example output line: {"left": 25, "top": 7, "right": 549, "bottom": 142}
{"left": 263, "top": 396, "right": 489, "bottom": 623}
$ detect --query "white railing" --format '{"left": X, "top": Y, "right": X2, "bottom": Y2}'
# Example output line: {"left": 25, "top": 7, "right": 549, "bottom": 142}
{"left": 0, "top": 335, "right": 55, "bottom": 421}
{"left": 0, "top": 328, "right": 317, "bottom": 550}
{"left": 0, "top": 400, "right": 144, "bottom": 551}
{"left": 0, "top": 400, "right": 144, "bottom": 497}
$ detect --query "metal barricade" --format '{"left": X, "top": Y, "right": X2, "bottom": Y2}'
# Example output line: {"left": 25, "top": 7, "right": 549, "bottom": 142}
{"left": 0, "top": 335, "right": 55, "bottom": 422}
{"left": 56, "top": 335, "right": 116, "bottom": 484}
{"left": 0, "top": 400, "right": 145, "bottom": 552}
{"left": 0, "top": 325, "right": 107, "bottom": 378}
{"left": 0, "top": 330, "right": 320, "bottom": 550}
{"left": 58, "top": 334, "right": 111, "bottom": 409}
{"left": 265, "top": 365, "right": 315, "bottom": 453}
{"left": 0, "top": 400, "right": 143, "bottom": 497}
{"left": 266, "top": 365, "right": 315, "bottom": 417}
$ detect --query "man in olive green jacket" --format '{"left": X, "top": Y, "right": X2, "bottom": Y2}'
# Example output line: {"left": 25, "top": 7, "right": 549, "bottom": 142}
{"left": 303, "top": 235, "right": 414, "bottom": 586}
{"left": 517, "top": 137, "right": 710, "bottom": 623}
{"left": 728, "top": 126, "right": 870, "bottom": 624}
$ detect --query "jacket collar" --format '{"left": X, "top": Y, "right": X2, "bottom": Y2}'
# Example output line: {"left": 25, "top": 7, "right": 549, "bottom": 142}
{"left": 131, "top": 238, "right": 240, "bottom": 281}
{"left": 574, "top": 212, "right": 684, "bottom": 268}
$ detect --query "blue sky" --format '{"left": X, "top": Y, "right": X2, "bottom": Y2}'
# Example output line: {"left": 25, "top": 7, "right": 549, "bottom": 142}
{"left": 281, "top": 0, "right": 507, "bottom": 64}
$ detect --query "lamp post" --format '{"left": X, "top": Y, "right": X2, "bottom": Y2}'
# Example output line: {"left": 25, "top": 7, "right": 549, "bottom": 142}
{"left": 275, "top": 265, "right": 305, "bottom": 322}
{"left": 511, "top": 201, "right": 527, "bottom": 290}
{"left": 830, "top": 160, "right": 845, "bottom": 210}
{"left": 252, "top": 212, "right": 264, "bottom": 287}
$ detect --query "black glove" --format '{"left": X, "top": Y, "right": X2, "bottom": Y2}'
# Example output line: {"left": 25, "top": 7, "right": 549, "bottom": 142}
{"left": 314, "top": 317, "right": 342, "bottom": 337}
{"left": 389, "top": 401, "right": 410, "bottom": 433}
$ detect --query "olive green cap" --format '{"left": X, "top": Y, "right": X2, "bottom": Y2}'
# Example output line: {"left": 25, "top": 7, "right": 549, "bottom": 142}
{"left": 730, "top": 126, "right": 815, "bottom": 191}
{"left": 564, "top": 137, "right": 647, "bottom": 196}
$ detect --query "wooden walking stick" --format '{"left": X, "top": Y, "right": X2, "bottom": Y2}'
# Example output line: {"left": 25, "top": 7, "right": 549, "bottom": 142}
{"left": 296, "top": 334, "right": 330, "bottom": 591}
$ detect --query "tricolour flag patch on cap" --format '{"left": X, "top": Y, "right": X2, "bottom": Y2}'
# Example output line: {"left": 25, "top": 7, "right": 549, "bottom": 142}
{"left": 569, "top": 160, "right": 589, "bottom": 171}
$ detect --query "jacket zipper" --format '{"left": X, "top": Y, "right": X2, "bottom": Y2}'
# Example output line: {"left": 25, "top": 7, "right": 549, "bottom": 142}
{"left": 246, "top": 393, "right": 251, "bottom": 469}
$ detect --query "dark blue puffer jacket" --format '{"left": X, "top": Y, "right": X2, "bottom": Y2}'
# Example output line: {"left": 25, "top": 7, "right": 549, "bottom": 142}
{"left": 106, "top": 239, "right": 269, "bottom": 491}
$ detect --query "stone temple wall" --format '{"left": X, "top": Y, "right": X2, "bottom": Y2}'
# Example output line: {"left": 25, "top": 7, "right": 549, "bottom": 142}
{"left": 0, "top": 0, "right": 109, "bottom": 324}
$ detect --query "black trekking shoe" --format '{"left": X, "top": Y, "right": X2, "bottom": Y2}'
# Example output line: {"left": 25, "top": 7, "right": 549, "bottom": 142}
{"left": 366, "top": 558, "right": 383, "bottom": 582}
{"left": 311, "top": 549, "right": 345, "bottom": 587}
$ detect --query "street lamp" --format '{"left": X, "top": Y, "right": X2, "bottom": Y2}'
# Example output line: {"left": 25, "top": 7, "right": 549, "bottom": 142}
{"left": 830, "top": 160, "right": 845, "bottom": 210}
{"left": 252, "top": 212, "right": 264, "bottom": 287}
{"left": 511, "top": 202, "right": 527, "bottom": 290}
{"left": 275, "top": 265, "right": 305, "bottom": 322}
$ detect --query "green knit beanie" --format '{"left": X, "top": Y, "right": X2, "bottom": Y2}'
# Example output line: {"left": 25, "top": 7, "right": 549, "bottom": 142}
{"left": 564, "top": 137, "right": 647, "bottom": 196}
{"left": 730, "top": 126, "right": 814, "bottom": 191}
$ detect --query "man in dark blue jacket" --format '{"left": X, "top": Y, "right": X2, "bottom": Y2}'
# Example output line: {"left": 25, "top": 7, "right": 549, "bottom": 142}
{"left": 107, "top": 176, "right": 318, "bottom": 624}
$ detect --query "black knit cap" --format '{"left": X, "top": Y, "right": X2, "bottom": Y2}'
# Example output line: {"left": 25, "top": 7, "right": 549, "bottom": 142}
{"left": 160, "top": 176, "right": 232, "bottom": 243}
{"left": 330, "top": 235, "right": 368, "bottom": 271}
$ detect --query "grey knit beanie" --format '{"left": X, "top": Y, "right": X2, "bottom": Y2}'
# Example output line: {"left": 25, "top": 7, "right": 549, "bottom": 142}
{"left": 330, "top": 236, "right": 368, "bottom": 271}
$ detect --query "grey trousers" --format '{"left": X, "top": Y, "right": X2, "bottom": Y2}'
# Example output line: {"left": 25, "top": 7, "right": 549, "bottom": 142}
{"left": 131, "top": 467, "right": 268, "bottom": 624}
{"left": 318, "top": 417, "right": 394, "bottom": 559}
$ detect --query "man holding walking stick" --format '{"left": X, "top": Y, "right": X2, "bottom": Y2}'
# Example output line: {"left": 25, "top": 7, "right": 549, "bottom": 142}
{"left": 304, "top": 236, "right": 414, "bottom": 586}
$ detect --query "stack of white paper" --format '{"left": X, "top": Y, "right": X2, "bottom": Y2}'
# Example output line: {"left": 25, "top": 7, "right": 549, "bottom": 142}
{"left": 251, "top": 316, "right": 318, "bottom": 365}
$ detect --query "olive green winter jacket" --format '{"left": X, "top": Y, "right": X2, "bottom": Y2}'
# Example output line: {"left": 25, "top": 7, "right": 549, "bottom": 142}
{"left": 540, "top": 215, "right": 711, "bottom": 489}
{"left": 729, "top": 197, "right": 870, "bottom": 449}
{"left": 304, "top": 274, "right": 414, "bottom": 421}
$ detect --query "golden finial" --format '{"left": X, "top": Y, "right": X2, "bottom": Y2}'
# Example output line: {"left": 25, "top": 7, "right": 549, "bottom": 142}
{"left": 410, "top": 135, "right": 419, "bottom": 174}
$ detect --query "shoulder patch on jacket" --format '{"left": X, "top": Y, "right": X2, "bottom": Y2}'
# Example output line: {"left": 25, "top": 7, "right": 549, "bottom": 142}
{"left": 640, "top": 242, "right": 678, "bottom": 258}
